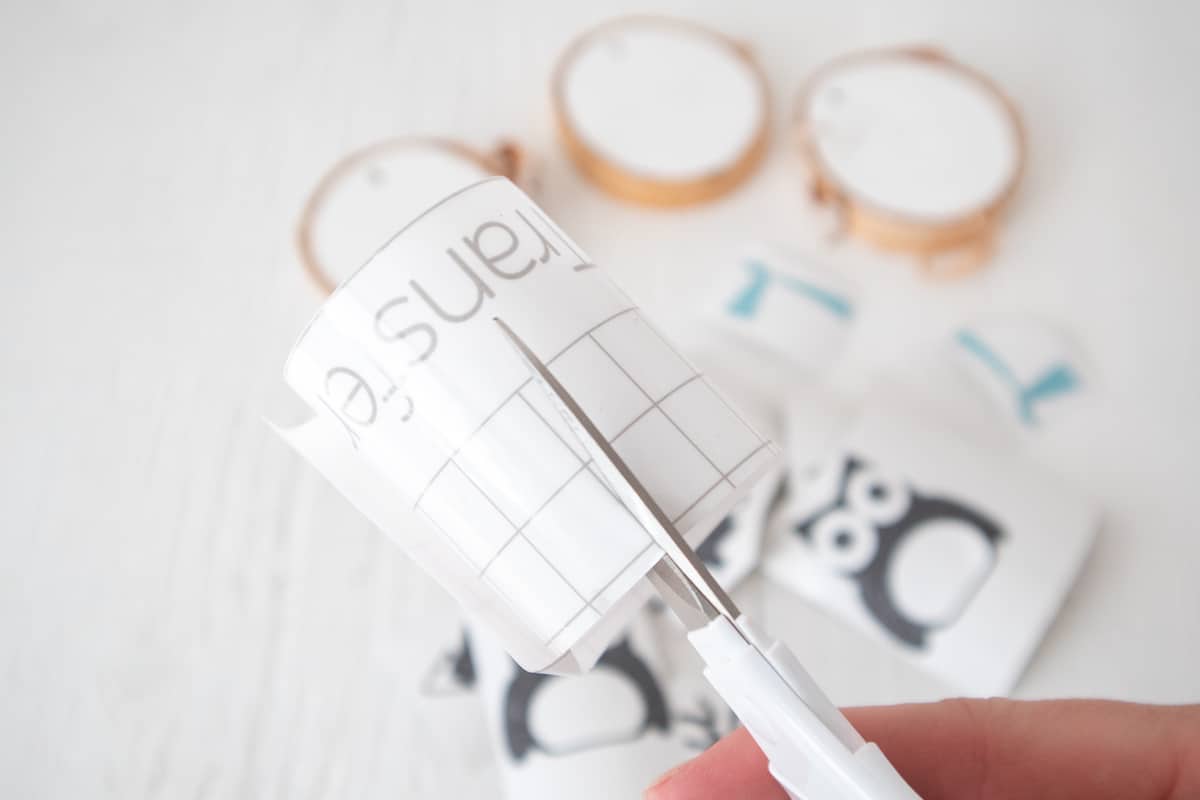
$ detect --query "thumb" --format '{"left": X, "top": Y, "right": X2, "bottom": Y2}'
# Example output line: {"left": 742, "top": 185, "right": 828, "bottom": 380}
{"left": 647, "top": 699, "right": 1200, "bottom": 800}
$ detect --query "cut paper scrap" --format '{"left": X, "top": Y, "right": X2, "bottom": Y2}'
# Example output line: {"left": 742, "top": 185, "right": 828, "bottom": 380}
{"left": 281, "top": 177, "right": 777, "bottom": 673}
{"left": 766, "top": 400, "right": 1097, "bottom": 696}
{"left": 459, "top": 618, "right": 733, "bottom": 800}
{"left": 950, "top": 316, "right": 1091, "bottom": 432}
{"left": 702, "top": 245, "right": 856, "bottom": 374}
{"left": 766, "top": 341, "right": 1098, "bottom": 696}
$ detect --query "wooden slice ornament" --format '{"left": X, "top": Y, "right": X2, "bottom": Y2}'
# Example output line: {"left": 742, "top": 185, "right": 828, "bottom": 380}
{"left": 797, "top": 48, "right": 1026, "bottom": 278}
{"left": 297, "top": 138, "right": 524, "bottom": 294}
{"left": 552, "top": 16, "right": 770, "bottom": 206}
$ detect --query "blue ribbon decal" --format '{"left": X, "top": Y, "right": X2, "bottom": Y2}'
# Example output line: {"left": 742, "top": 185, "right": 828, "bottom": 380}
{"left": 727, "top": 260, "right": 852, "bottom": 321}
{"left": 956, "top": 329, "right": 1081, "bottom": 426}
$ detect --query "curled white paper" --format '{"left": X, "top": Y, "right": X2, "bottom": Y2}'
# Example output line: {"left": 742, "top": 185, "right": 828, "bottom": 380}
{"left": 280, "top": 177, "right": 776, "bottom": 672}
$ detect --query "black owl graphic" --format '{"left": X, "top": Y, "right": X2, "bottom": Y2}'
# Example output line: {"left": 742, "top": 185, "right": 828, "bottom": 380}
{"left": 502, "top": 637, "right": 669, "bottom": 761}
{"left": 696, "top": 515, "right": 735, "bottom": 569}
{"left": 791, "top": 455, "right": 1004, "bottom": 648}
{"left": 423, "top": 632, "right": 728, "bottom": 762}
{"left": 699, "top": 473, "right": 787, "bottom": 576}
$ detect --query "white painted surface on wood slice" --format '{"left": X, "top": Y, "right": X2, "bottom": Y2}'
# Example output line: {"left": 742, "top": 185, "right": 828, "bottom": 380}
{"left": 804, "top": 55, "right": 1021, "bottom": 221}
{"left": 558, "top": 19, "right": 765, "bottom": 182}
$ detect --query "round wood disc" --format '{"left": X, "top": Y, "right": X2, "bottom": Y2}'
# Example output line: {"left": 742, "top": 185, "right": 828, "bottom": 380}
{"left": 296, "top": 138, "right": 521, "bottom": 293}
{"left": 797, "top": 49, "right": 1025, "bottom": 274}
{"left": 552, "top": 17, "right": 770, "bottom": 206}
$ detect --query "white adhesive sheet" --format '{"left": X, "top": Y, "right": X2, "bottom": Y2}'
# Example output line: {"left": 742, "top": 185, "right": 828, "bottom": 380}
{"left": 281, "top": 177, "right": 775, "bottom": 672}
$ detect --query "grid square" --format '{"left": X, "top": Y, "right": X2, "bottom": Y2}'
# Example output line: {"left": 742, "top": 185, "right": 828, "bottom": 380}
{"left": 614, "top": 408, "right": 722, "bottom": 521}
{"left": 518, "top": 383, "right": 588, "bottom": 462}
{"left": 729, "top": 442, "right": 776, "bottom": 486}
{"left": 591, "top": 312, "right": 695, "bottom": 401}
{"left": 522, "top": 469, "right": 652, "bottom": 600}
{"left": 550, "top": 336, "right": 651, "bottom": 439}
{"left": 675, "top": 479, "right": 731, "bottom": 535}
{"left": 591, "top": 544, "right": 660, "bottom": 610}
{"left": 457, "top": 395, "right": 580, "bottom": 527}
{"left": 547, "top": 606, "right": 601, "bottom": 652}
{"left": 660, "top": 378, "right": 762, "bottom": 473}
{"left": 419, "top": 462, "right": 516, "bottom": 569}
{"left": 483, "top": 536, "right": 585, "bottom": 642}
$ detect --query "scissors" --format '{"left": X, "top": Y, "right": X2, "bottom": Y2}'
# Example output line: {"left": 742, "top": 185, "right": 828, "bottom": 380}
{"left": 497, "top": 318, "right": 921, "bottom": 800}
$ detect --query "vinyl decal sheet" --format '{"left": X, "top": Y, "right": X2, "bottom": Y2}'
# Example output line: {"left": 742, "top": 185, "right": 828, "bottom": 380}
{"left": 459, "top": 617, "right": 733, "bottom": 800}
{"left": 766, "top": 392, "right": 1097, "bottom": 696}
{"left": 280, "top": 177, "right": 776, "bottom": 672}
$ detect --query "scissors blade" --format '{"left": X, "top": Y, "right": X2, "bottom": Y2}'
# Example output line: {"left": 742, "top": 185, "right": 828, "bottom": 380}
{"left": 494, "top": 317, "right": 741, "bottom": 623}
{"left": 646, "top": 557, "right": 722, "bottom": 631}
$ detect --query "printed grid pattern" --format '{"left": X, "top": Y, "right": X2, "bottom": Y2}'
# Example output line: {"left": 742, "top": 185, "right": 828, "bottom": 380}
{"left": 411, "top": 308, "right": 772, "bottom": 650}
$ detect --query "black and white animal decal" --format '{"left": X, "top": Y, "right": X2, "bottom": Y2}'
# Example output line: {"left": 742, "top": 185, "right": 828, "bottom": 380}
{"left": 698, "top": 468, "right": 787, "bottom": 589}
{"left": 423, "top": 631, "right": 730, "bottom": 762}
{"left": 502, "top": 637, "right": 669, "bottom": 761}
{"left": 419, "top": 630, "right": 477, "bottom": 696}
{"left": 790, "top": 455, "right": 1004, "bottom": 648}
{"left": 696, "top": 516, "right": 736, "bottom": 570}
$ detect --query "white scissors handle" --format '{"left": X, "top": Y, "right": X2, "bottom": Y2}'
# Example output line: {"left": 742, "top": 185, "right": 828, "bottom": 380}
{"left": 690, "top": 610, "right": 921, "bottom": 800}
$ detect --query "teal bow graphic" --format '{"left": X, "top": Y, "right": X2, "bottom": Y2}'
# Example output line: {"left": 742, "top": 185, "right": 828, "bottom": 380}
{"left": 727, "top": 260, "right": 852, "bottom": 321}
{"left": 956, "top": 329, "right": 1080, "bottom": 426}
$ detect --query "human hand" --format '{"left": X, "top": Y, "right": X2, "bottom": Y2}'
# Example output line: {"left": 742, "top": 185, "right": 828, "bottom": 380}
{"left": 646, "top": 699, "right": 1200, "bottom": 799}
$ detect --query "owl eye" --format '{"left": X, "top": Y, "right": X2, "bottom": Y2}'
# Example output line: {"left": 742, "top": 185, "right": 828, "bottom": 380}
{"left": 810, "top": 510, "right": 878, "bottom": 573}
{"left": 846, "top": 466, "right": 910, "bottom": 526}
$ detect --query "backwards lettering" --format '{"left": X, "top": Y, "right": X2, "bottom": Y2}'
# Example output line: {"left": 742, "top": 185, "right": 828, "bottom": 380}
{"left": 321, "top": 204, "right": 593, "bottom": 441}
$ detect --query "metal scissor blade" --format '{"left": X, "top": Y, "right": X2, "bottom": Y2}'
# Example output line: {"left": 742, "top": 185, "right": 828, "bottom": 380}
{"left": 647, "top": 557, "right": 721, "bottom": 632}
{"left": 494, "top": 317, "right": 741, "bottom": 623}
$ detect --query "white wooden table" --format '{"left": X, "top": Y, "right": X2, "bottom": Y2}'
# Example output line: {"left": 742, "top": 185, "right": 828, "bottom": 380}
{"left": 2, "top": 0, "right": 1197, "bottom": 796}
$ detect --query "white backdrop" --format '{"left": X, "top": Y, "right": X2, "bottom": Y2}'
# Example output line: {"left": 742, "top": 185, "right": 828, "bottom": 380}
{"left": 1, "top": 0, "right": 1198, "bottom": 797}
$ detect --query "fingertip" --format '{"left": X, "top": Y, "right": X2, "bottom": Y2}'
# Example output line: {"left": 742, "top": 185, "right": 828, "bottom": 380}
{"left": 643, "top": 759, "right": 689, "bottom": 800}
{"left": 645, "top": 727, "right": 788, "bottom": 800}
